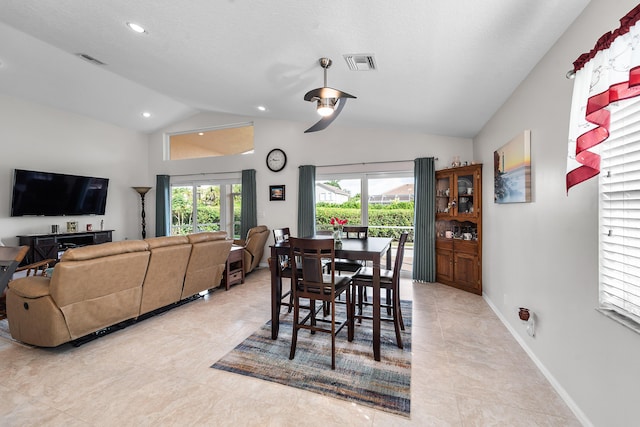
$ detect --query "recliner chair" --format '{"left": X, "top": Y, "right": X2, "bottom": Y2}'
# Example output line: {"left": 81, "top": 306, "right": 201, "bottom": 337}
{"left": 234, "top": 225, "right": 269, "bottom": 274}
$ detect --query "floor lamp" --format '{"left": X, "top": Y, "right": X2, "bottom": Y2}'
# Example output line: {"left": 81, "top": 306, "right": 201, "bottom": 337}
{"left": 132, "top": 186, "right": 152, "bottom": 239}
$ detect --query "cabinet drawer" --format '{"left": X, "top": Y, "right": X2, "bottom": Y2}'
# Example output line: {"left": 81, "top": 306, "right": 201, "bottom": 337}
{"left": 453, "top": 239, "right": 477, "bottom": 254}
{"left": 436, "top": 239, "right": 453, "bottom": 250}
{"left": 228, "top": 270, "right": 243, "bottom": 281}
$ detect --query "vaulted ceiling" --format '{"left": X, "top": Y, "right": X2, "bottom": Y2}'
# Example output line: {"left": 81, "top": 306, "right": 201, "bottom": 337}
{"left": 0, "top": 0, "right": 590, "bottom": 137}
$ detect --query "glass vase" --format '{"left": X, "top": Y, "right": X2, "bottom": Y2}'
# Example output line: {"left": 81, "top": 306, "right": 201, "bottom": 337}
{"left": 333, "top": 226, "right": 343, "bottom": 242}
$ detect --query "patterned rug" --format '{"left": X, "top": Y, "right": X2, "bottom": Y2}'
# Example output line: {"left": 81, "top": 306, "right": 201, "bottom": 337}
{"left": 211, "top": 300, "right": 412, "bottom": 417}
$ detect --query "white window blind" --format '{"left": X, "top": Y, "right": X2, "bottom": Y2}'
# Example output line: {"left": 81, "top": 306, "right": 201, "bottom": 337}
{"left": 599, "top": 96, "right": 640, "bottom": 327}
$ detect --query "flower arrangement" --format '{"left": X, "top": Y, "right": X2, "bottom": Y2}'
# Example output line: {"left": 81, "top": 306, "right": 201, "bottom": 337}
{"left": 330, "top": 217, "right": 347, "bottom": 243}
{"left": 330, "top": 217, "right": 348, "bottom": 228}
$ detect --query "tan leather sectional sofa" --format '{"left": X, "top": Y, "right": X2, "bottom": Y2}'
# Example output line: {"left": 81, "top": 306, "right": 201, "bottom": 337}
{"left": 6, "top": 232, "right": 232, "bottom": 347}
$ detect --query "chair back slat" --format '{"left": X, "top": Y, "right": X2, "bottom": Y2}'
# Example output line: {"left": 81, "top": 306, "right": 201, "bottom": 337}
{"left": 273, "top": 227, "right": 291, "bottom": 244}
{"left": 342, "top": 226, "right": 368, "bottom": 240}
{"left": 289, "top": 237, "right": 335, "bottom": 296}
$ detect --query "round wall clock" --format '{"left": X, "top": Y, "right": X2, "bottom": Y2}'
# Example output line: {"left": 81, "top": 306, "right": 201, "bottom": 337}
{"left": 266, "top": 148, "right": 287, "bottom": 172}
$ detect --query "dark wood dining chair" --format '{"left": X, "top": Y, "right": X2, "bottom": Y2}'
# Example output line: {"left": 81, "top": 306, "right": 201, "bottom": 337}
{"left": 0, "top": 246, "right": 30, "bottom": 295}
{"left": 343, "top": 226, "right": 368, "bottom": 240}
{"left": 15, "top": 258, "right": 56, "bottom": 277}
{"left": 289, "top": 237, "right": 354, "bottom": 370}
{"left": 0, "top": 245, "right": 30, "bottom": 320}
{"left": 351, "top": 232, "right": 408, "bottom": 349}
{"left": 328, "top": 225, "right": 368, "bottom": 275}
{"left": 272, "top": 227, "right": 294, "bottom": 313}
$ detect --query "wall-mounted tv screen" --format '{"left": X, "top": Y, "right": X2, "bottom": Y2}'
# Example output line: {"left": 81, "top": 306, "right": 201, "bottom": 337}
{"left": 11, "top": 169, "right": 109, "bottom": 217}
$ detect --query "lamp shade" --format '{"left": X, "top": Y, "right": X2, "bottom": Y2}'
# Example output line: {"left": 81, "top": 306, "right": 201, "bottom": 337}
{"left": 132, "top": 186, "right": 152, "bottom": 195}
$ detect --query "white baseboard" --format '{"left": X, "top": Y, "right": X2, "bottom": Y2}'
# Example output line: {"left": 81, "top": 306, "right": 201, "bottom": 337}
{"left": 482, "top": 293, "right": 592, "bottom": 427}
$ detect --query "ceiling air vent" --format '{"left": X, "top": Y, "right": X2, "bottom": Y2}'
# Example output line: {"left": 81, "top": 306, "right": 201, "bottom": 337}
{"left": 75, "top": 53, "right": 107, "bottom": 66}
{"left": 343, "top": 54, "right": 377, "bottom": 71}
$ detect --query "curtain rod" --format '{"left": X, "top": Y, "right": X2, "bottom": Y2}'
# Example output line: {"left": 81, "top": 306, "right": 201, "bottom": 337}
{"left": 314, "top": 158, "right": 438, "bottom": 168}
{"left": 169, "top": 158, "right": 439, "bottom": 177}
{"left": 170, "top": 170, "right": 242, "bottom": 178}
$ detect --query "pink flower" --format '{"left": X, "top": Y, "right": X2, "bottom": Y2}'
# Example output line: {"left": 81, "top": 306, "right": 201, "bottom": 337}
{"left": 330, "top": 217, "right": 348, "bottom": 226}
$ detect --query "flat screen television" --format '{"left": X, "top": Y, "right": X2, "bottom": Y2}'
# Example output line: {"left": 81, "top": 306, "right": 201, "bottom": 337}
{"left": 11, "top": 169, "right": 109, "bottom": 217}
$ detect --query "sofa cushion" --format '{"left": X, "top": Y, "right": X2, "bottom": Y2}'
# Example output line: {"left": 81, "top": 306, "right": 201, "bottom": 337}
{"left": 187, "top": 231, "right": 227, "bottom": 244}
{"left": 139, "top": 235, "right": 192, "bottom": 314}
{"left": 183, "top": 232, "right": 232, "bottom": 298}
{"left": 61, "top": 240, "right": 149, "bottom": 261}
{"left": 145, "top": 235, "right": 189, "bottom": 249}
{"left": 51, "top": 240, "right": 151, "bottom": 339}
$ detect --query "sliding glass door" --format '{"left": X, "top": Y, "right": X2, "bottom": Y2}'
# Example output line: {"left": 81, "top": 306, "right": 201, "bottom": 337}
{"left": 316, "top": 173, "right": 414, "bottom": 236}
{"left": 170, "top": 181, "right": 241, "bottom": 238}
{"left": 366, "top": 176, "right": 414, "bottom": 240}
{"left": 315, "top": 172, "right": 414, "bottom": 273}
{"left": 315, "top": 178, "right": 362, "bottom": 232}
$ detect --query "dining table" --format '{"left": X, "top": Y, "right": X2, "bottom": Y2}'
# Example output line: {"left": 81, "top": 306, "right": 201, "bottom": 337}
{"left": 269, "top": 235, "right": 392, "bottom": 361}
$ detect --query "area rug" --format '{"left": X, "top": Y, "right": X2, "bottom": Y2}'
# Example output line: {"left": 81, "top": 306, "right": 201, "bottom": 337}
{"left": 211, "top": 300, "right": 412, "bottom": 417}
{"left": 0, "top": 319, "right": 10, "bottom": 341}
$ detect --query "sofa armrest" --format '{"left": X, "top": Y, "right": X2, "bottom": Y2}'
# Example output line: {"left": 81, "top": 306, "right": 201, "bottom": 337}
{"left": 233, "top": 239, "right": 246, "bottom": 247}
{"left": 7, "top": 276, "right": 51, "bottom": 298}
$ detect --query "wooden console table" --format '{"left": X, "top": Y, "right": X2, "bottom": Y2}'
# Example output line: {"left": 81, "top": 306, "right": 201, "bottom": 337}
{"left": 224, "top": 245, "right": 245, "bottom": 290}
{"left": 18, "top": 230, "right": 114, "bottom": 265}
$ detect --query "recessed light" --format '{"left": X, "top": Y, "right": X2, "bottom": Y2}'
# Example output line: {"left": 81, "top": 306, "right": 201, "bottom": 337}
{"left": 142, "top": 112, "right": 152, "bottom": 118}
{"left": 198, "top": 132, "right": 204, "bottom": 136}
{"left": 257, "top": 105, "right": 267, "bottom": 112}
{"left": 127, "top": 22, "right": 146, "bottom": 34}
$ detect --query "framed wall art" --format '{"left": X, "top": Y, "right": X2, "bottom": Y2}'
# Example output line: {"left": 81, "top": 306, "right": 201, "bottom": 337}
{"left": 494, "top": 130, "right": 532, "bottom": 203}
{"left": 269, "top": 185, "right": 285, "bottom": 201}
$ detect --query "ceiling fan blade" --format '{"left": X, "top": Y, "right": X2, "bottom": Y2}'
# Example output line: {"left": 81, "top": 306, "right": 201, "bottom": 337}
{"left": 304, "top": 98, "right": 348, "bottom": 133}
{"left": 303, "top": 87, "right": 356, "bottom": 102}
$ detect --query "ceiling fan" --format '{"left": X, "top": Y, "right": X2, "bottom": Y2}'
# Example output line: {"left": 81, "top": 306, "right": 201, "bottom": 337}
{"left": 303, "top": 57, "right": 356, "bottom": 133}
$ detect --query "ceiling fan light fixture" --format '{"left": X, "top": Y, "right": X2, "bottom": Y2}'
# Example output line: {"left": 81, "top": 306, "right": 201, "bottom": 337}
{"left": 316, "top": 99, "right": 335, "bottom": 117}
{"left": 303, "top": 57, "right": 356, "bottom": 132}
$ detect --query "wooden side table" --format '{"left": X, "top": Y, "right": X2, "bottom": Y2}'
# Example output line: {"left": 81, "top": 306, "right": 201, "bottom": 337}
{"left": 224, "top": 245, "right": 245, "bottom": 290}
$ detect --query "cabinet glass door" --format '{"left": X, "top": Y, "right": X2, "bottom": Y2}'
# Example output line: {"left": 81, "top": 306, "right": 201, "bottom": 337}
{"left": 456, "top": 173, "right": 475, "bottom": 216}
{"left": 436, "top": 174, "right": 452, "bottom": 216}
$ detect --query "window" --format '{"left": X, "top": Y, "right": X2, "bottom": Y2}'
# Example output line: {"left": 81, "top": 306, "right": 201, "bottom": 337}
{"left": 171, "top": 180, "right": 241, "bottom": 239}
{"left": 315, "top": 173, "right": 414, "bottom": 235}
{"left": 315, "top": 178, "right": 361, "bottom": 232}
{"left": 165, "top": 123, "right": 254, "bottom": 161}
{"left": 366, "top": 176, "right": 414, "bottom": 238}
{"left": 315, "top": 172, "right": 414, "bottom": 274}
{"left": 599, "top": 96, "right": 640, "bottom": 330}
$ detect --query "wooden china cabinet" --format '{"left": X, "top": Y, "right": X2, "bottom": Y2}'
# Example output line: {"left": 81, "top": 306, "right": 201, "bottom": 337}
{"left": 435, "top": 164, "right": 483, "bottom": 295}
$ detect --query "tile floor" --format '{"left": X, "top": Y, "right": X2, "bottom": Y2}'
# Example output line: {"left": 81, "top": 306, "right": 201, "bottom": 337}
{"left": 0, "top": 268, "right": 581, "bottom": 426}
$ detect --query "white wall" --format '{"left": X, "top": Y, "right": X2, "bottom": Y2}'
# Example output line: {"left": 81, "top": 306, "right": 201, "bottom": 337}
{"left": 147, "top": 112, "right": 473, "bottom": 243}
{"left": 474, "top": 0, "right": 640, "bottom": 425}
{"left": 0, "top": 93, "right": 150, "bottom": 244}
